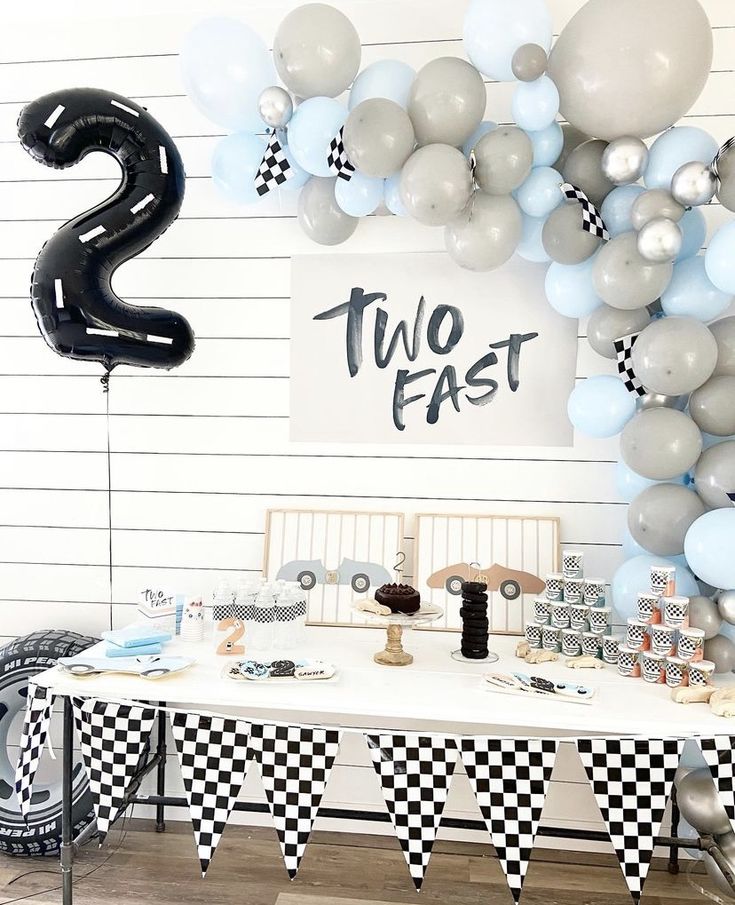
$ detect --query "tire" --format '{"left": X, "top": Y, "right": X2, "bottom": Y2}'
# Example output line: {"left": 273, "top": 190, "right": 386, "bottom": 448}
{"left": 350, "top": 573, "right": 370, "bottom": 594}
{"left": 297, "top": 570, "right": 317, "bottom": 591}
{"left": 0, "top": 630, "right": 97, "bottom": 857}
{"left": 499, "top": 579, "right": 522, "bottom": 601}
{"left": 445, "top": 576, "right": 465, "bottom": 595}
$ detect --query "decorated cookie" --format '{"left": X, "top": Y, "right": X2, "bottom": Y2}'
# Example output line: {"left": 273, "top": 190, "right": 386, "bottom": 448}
{"left": 268, "top": 659, "right": 296, "bottom": 678}
{"left": 238, "top": 660, "right": 269, "bottom": 680}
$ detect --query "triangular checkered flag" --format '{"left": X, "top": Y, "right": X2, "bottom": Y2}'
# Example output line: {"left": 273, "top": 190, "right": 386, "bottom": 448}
{"left": 614, "top": 333, "right": 647, "bottom": 398}
{"left": 326, "top": 126, "right": 355, "bottom": 182}
{"left": 561, "top": 182, "right": 609, "bottom": 241}
{"left": 170, "top": 712, "right": 251, "bottom": 876}
{"left": 73, "top": 698, "right": 156, "bottom": 842}
{"left": 248, "top": 722, "right": 342, "bottom": 879}
{"left": 727, "top": 492, "right": 735, "bottom": 505}
{"left": 577, "top": 737, "right": 683, "bottom": 904}
{"left": 458, "top": 737, "right": 558, "bottom": 904}
{"left": 699, "top": 736, "right": 735, "bottom": 833}
{"left": 365, "top": 733, "right": 457, "bottom": 891}
{"left": 712, "top": 137, "right": 735, "bottom": 181}
{"left": 254, "top": 129, "right": 293, "bottom": 197}
{"left": 15, "top": 684, "right": 54, "bottom": 821}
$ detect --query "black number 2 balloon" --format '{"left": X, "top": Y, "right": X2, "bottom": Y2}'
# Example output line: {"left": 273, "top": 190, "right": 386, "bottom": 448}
{"left": 17, "top": 88, "right": 194, "bottom": 371}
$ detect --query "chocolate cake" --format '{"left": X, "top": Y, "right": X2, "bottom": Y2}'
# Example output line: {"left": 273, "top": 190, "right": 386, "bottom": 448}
{"left": 375, "top": 582, "right": 421, "bottom": 615}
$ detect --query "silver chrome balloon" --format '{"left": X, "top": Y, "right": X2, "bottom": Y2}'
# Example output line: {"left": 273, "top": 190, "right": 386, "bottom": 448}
{"left": 636, "top": 392, "right": 689, "bottom": 412}
{"left": 671, "top": 160, "right": 717, "bottom": 207}
{"left": 601, "top": 136, "right": 649, "bottom": 186}
{"left": 257, "top": 86, "right": 293, "bottom": 128}
{"left": 677, "top": 768, "right": 734, "bottom": 836}
{"left": 718, "top": 590, "right": 735, "bottom": 626}
{"left": 636, "top": 217, "right": 683, "bottom": 264}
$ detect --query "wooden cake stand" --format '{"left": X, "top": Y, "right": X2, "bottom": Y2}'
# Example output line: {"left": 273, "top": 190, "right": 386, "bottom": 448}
{"left": 352, "top": 604, "right": 444, "bottom": 666}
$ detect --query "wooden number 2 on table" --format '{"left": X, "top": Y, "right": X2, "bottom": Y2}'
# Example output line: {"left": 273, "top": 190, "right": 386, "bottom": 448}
{"left": 217, "top": 618, "right": 246, "bottom": 656}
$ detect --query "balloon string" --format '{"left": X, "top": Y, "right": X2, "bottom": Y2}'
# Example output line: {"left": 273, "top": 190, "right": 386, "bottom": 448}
{"left": 104, "top": 375, "right": 113, "bottom": 632}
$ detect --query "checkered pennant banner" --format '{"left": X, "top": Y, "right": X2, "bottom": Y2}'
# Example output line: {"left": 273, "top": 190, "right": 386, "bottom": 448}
{"left": 699, "top": 736, "right": 735, "bottom": 832}
{"left": 365, "top": 733, "right": 458, "bottom": 891}
{"left": 248, "top": 722, "right": 342, "bottom": 879}
{"left": 712, "top": 137, "right": 735, "bottom": 181}
{"left": 254, "top": 130, "right": 294, "bottom": 197}
{"left": 458, "top": 738, "right": 559, "bottom": 904}
{"left": 73, "top": 698, "right": 156, "bottom": 842}
{"left": 614, "top": 333, "right": 647, "bottom": 398}
{"left": 561, "top": 182, "right": 609, "bottom": 241}
{"left": 326, "top": 126, "right": 355, "bottom": 182}
{"left": 577, "top": 737, "right": 683, "bottom": 904}
{"left": 170, "top": 712, "right": 251, "bottom": 876}
{"left": 15, "top": 684, "right": 54, "bottom": 821}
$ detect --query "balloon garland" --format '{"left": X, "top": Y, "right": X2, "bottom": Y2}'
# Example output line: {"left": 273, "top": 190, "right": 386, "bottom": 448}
{"left": 181, "top": 2, "right": 735, "bottom": 693}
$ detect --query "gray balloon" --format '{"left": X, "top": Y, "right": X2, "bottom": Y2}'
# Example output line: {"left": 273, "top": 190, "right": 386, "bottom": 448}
{"left": 719, "top": 590, "right": 735, "bottom": 626}
{"left": 689, "top": 596, "right": 723, "bottom": 640}
{"left": 631, "top": 189, "right": 686, "bottom": 230}
{"left": 343, "top": 99, "right": 415, "bottom": 178}
{"left": 678, "top": 768, "right": 733, "bottom": 835}
{"left": 694, "top": 441, "right": 735, "bottom": 510}
{"left": 601, "top": 136, "right": 649, "bottom": 186}
{"left": 593, "top": 233, "right": 674, "bottom": 310}
{"left": 408, "top": 57, "right": 486, "bottom": 148}
{"left": 690, "top": 376, "right": 735, "bottom": 437}
{"left": 257, "top": 86, "right": 293, "bottom": 129}
{"left": 718, "top": 175, "right": 735, "bottom": 216}
{"left": 511, "top": 44, "right": 548, "bottom": 82}
{"left": 705, "top": 635, "right": 735, "bottom": 674}
{"left": 473, "top": 127, "right": 533, "bottom": 196}
{"left": 636, "top": 393, "right": 689, "bottom": 413}
{"left": 273, "top": 3, "right": 361, "bottom": 99}
{"left": 632, "top": 317, "right": 717, "bottom": 395}
{"left": 548, "top": 0, "right": 713, "bottom": 141}
{"left": 621, "top": 408, "right": 702, "bottom": 480}
{"left": 553, "top": 124, "right": 590, "bottom": 172}
{"left": 542, "top": 203, "right": 602, "bottom": 265}
{"left": 586, "top": 305, "right": 652, "bottom": 359}
{"left": 671, "top": 161, "right": 717, "bottom": 208}
{"left": 297, "top": 177, "right": 359, "bottom": 245}
{"left": 399, "top": 144, "right": 473, "bottom": 227}
{"left": 637, "top": 218, "right": 683, "bottom": 264}
{"left": 712, "top": 318, "right": 735, "bottom": 378}
{"left": 562, "top": 139, "right": 614, "bottom": 207}
{"left": 628, "top": 483, "right": 705, "bottom": 556}
{"left": 444, "top": 192, "right": 522, "bottom": 272}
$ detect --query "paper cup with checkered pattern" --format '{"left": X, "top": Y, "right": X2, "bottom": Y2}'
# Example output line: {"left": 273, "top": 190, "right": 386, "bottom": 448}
{"left": 525, "top": 622, "right": 542, "bottom": 649}
{"left": 641, "top": 651, "right": 666, "bottom": 684}
{"left": 550, "top": 603, "right": 571, "bottom": 629}
{"left": 650, "top": 624, "right": 677, "bottom": 658}
{"left": 534, "top": 596, "right": 551, "bottom": 625}
{"left": 665, "top": 656, "right": 688, "bottom": 688}
{"left": 563, "top": 577, "right": 584, "bottom": 604}
{"left": 663, "top": 595, "right": 689, "bottom": 629}
{"left": 581, "top": 631, "right": 601, "bottom": 658}
{"left": 583, "top": 578, "right": 606, "bottom": 607}
{"left": 650, "top": 565, "right": 676, "bottom": 598}
{"left": 569, "top": 603, "right": 589, "bottom": 631}
{"left": 617, "top": 645, "right": 641, "bottom": 677}
{"left": 602, "top": 635, "right": 621, "bottom": 665}
{"left": 688, "top": 659, "right": 715, "bottom": 688}
{"left": 561, "top": 628, "right": 582, "bottom": 657}
{"left": 626, "top": 618, "right": 651, "bottom": 652}
{"left": 637, "top": 592, "right": 662, "bottom": 625}
{"left": 545, "top": 573, "right": 564, "bottom": 602}
{"left": 677, "top": 627, "right": 705, "bottom": 662}
{"left": 588, "top": 607, "right": 610, "bottom": 636}
{"left": 542, "top": 625, "right": 561, "bottom": 652}
{"left": 562, "top": 549, "right": 584, "bottom": 580}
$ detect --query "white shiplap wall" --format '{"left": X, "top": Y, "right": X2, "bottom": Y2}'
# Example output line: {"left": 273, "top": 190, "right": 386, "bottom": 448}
{"left": 1, "top": 0, "right": 733, "bottom": 845}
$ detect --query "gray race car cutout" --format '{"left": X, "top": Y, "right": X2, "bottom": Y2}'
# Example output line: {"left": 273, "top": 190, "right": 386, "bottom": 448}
{"left": 276, "top": 557, "right": 392, "bottom": 593}
{"left": 57, "top": 655, "right": 194, "bottom": 680}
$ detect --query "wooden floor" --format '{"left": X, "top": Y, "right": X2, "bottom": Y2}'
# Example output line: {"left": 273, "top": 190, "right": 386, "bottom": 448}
{"left": 0, "top": 821, "right": 722, "bottom": 905}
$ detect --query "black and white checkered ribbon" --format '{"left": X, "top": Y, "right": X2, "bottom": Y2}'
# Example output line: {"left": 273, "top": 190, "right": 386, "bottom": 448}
{"left": 326, "top": 126, "right": 355, "bottom": 182}
{"left": 15, "top": 684, "right": 54, "bottom": 821}
{"left": 561, "top": 182, "right": 609, "bottom": 241}
{"left": 254, "top": 129, "right": 294, "bottom": 197}
{"left": 614, "top": 333, "right": 647, "bottom": 398}
{"left": 712, "top": 137, "right": 735, "bottom": 182}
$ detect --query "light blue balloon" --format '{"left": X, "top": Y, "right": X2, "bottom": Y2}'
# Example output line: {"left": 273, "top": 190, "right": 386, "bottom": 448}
{"left": 622, "top": 526, "right": 649, "bottom": 559}
{"left": 463, "top": 0, "right": 553, "bottom": 82}
{"left": 349, "top": 60, "right": 416, "bottom": 111}
{"left": 685, "top": 509, "right": 735, "bottom": 590}
{"left": 720, "top": 621, "right": 735, "bottom": 643}
{"left": 612, "top": 555, "right": 699, "bottom": 622}
{"left": 545, "top": 255, "right": 603, "bottom": 318}
{"left": 677, "top": 207, "right": 707, "bottom": 262}
{"left": 516, "top": 166, "right": 563, "bottom": 218}
{"left": 279, "top": 143, "right": 310, "bottom": 191}
{"left": 645, "top": 127, "right": 719, "bottom": 190}
{"left": 384, "top": 173, "right": 408, "bottom": 216}
{"left": 211, "top": 132, "right": 266, "bottom": 205}
{"left": 615, "top": 460, "right": 687, "bottom": 503}
{"left": 706, "top": 221, "right": 735, "bottom": 294}
{"left": 527, "top": 122, "right": 563, "bottom": 167}
{"left": 335, "top": 171, "right": 384, "bottom": 216}
{"left": 567, "top": 375, "right": 636, "bottom": 439}
{"left": 180, "top": 18, "right": 276, "bottom": 132}
{"left": 517, "top": 215, "right": 550, "bottom": 263}
{"left": 511, "top": 76, "right": 559, "bottom": 132}
{"left": 600, "top": 185, "right": 646, "bottom": 238}
{"left": 662, "top": 256, "right": 732, "bottom": 322}
{"left": 463, "top": 121, "right": 498, "bottom": 157}
{"left": 287, "top": 97, "right": 347, "bottom": 177}
{"left": 702, "top": 432, "right": 735, "bottom": 450}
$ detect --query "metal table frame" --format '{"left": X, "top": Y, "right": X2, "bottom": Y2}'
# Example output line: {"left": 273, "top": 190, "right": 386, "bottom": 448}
{"left": 57, "top": 695, "right": 735, "bottom": 905}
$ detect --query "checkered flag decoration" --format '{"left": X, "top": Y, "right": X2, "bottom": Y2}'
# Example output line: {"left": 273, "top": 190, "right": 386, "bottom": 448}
{"left": 561, "top": 182, "right": 610, "bottom": 241}
{"left": 699, "top": 736, "right": 735, "bottom": 833}
{"left": 459, "top": 737, "right": 559, "bottom": 904}
{"left": 326, "top": 126, "right": 355, "bottom": 181}
{"left": 15, "top": 684, "right": 54, "bottom": 821}
{"left": 254, "top": 129, "right": 294, "bottom": 197}
{"left": 73, "top": 698, "right": 156, "bottom": 842}
{"left": 365, "top": 733, "right": 458, "bottom": 891}
{"left": 614, "top": 333, "right": 647, "bottom": 398}
{"left": 712, "top": 137, "right": 735, "bottom": 182}
{"left": 170, "top": 712, "right": 251, "bottom": 876}
{"left": 577, "top": 737, "right": 683, "bottom": 904}
{"left": 249, "top": 722, "right": 342, "bottom": 879}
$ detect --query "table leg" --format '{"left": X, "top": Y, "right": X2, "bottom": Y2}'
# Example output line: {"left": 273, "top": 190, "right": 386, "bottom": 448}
{"left": 668, "top": 784, "right": 680, "bottom": 875}
{"left": 61, "top": 696, "right": 74, "bottom": 905}
{"left": 155, "top": 708, "right": 167, "bottom": 833}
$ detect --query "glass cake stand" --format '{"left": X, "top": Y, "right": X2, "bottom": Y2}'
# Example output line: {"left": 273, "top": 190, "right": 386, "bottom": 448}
{"left": 352, "top": 603, "right": 444, "bottom": 666}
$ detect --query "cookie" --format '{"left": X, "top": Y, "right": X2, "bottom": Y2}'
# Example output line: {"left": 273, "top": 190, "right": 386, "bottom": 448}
{"left": 462, "top": 592, "right": 489, "bottom": 604}
{"left": 462, "top": 581, "right": 488, "bottom": 596}
{"left": 268, "top": 659, "right": 296, "bottom": 678}
{"left": 238, "top": 661, "right": 269, "bottom": 680}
